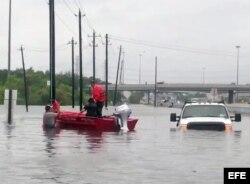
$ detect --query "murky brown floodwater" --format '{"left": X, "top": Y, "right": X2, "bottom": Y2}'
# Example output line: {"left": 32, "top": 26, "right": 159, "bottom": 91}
{"left": 0, "top": 105, "right": 250, "bottom": 184}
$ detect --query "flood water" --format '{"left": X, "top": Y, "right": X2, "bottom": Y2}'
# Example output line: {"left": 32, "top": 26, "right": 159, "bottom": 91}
{"left": 0, "top": 105, "right": 250, "bottom": 184}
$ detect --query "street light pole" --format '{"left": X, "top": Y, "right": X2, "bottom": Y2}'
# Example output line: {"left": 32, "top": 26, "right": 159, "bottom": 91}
{"left": 236, "top": 45, "right": 240, "bottom": 101}
{"left": 154, "top": 56, "right": 157, "bottom": 107}
{"left": 139, "top": 54, "right": 142, "bottom": 84}
{"left": 139, "top": 51, "right": 145, "bottom": 84}
{"left": 68, "top": 38, "right": 77, "bottom": 108}
{"left": 8, "top": 0, "right": 12, "bottom": 76}
{"left": 202, "top": 67, "right": 205, "bottom": 84}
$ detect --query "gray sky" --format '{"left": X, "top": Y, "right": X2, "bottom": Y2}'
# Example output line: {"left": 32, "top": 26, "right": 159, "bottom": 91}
{"left": 0, "top": 0, "right": 250, "bottom": 84}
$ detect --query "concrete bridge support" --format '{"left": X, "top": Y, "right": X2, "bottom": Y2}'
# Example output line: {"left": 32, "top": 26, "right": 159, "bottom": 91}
{"left": 228, "top": 90, "right": 234, "bottom": 104}
{"left": 147, "top": 91, "right": 150, "bottom": 104}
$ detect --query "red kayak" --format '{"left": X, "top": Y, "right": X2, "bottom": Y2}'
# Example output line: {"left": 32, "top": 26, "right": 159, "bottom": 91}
{"left": 55, "top": 111, "right": 138, "bottom": 131}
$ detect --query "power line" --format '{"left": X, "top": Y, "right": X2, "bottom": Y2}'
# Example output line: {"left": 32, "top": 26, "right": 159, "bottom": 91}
{"left": 61, "top": 0, "right": 76, "bottom": 16}
{"left": 61, "top": 0, "right": 95, "bottom": 33}
{"left": 83, "top": 16, "right": 94, "bottom": 31}
{"left": 44, "top": 0, "right": 77, "bottom": 35}
{"left": 110, "top": 35, "right": 236, "bottom": 54}
{"left": 99, "top": 35, "right": 106, "bottom": 45}
{"left": 54, "top": 11, "right": 76, "bottom": 35}
{"left": 73, "top": 0, "right": 94, "bottom": 31}
{"left": 111, "top": 37, "right": 235, "bottom": 57}
{"left": 52, "top": 0, "right": 94, "bottom": 39}
{"left": 110, "top": 35, "right": 238, "bottom": 57}
{"left": 73, "top": 0, "right": 81, "bottom": 9}
{"left": 26, "top": 44, "right": 70, "bottom": 52}
{"left": 78, "top": 0, "right": 83, "bottom": 10}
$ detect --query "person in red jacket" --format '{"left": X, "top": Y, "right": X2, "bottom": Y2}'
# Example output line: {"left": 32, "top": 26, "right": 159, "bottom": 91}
{"left": 52, "top": 99, "right": 60, "bottom": 113}
{"left": 91, "top": 80, "right": 106, "bottom": 117}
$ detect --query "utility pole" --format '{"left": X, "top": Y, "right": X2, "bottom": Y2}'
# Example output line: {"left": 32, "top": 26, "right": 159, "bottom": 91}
{"left": 7, "top": 0, "right": 12, "bottom": 75}
{"left": 49, "top": 0, "right": 56, "bottom": 101}
{"left": 49, "top": 0, "right": 52, "bottom": 100}
{"left": 88, "top": 30, "right": 100, "bottom": 81}
{"left": 236, "top": 45, "right": 240, "bottom": 101}
{"left": 78, "top": 9, "right": 83, "bottom": 110}
{"left": 68, "top": 38, "right": 77, "bottom": 108}
{"left": 154, "top": 56, "right": 157, "bottom": 107}
{"left": 114, "top": 46, "right": 122, "bottom": 106}
{"left": 105, "top": 34, "right": 110, "bottom": 108}
{"left": 20, "top": 45, "right": 28, "bottom": 112}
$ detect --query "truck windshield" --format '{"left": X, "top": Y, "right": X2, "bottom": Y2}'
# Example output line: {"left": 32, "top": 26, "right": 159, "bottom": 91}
{"left": 182, "top": 105, "right": 229, "bottom": 118}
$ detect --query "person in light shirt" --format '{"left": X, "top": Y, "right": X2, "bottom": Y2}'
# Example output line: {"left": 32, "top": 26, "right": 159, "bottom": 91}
{"left": 43, "top": 105, "right": 57, "bottom": 128}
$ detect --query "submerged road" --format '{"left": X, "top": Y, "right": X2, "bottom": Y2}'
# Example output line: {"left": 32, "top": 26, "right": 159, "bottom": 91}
{"left": 0, "top": 105, "right": 249, "bottom": 184}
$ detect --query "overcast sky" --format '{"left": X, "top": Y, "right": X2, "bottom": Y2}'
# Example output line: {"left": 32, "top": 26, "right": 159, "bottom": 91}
{"left": 0, "top": 0, "right": 250, "bottom": 84}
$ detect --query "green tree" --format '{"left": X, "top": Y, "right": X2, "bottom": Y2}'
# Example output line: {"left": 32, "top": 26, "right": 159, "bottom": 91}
{"left": 0, "top": 86, "right": 5, "bottom": 104}
{"left": 0, "top": 69, "right": 109, "bottom": 105}
{"left": 56, "top": 83, "right": 71, "bottom": 105}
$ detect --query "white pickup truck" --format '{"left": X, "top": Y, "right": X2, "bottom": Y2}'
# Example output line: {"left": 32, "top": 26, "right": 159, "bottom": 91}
{"left": 170, "top": 101, "right": 241, "bottom": 131}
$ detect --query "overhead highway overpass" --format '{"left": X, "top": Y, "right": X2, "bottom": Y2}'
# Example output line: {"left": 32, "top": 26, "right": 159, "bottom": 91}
{"left": 107, "top": 83, "right": 250, "bottom": 93}
{"left": 106, "top": 83, "right": 250, "bottom": 103}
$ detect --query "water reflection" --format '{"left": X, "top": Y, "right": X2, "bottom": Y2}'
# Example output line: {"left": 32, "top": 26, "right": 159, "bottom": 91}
{"left": 76, "top": 129, "right": 137, "bottom": 152}
{"left": 5, "top": 124, "right": 15, "bottom": 138}
{"left": 43, "top": 127, "right": 60, "bottom": 157}
{"left": 42, "top": 126, "right": 139, "bottom": 155}
{"left": 233, "top": 130, "right": 242, "bottom": 136}
{"left": 4, "top": 124, "right": 15, "bottom": 151}
{"left": 112, "top": 130, "right": 138, "bottom": 144}
{"left": 79, "top": 130, "right": 103, "bottom": 152}
{"left": 43, "top": 126, "right": 105, "bottom": 154}
{"left": 43, "top": 127, "right": 61, "bottom": 139}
